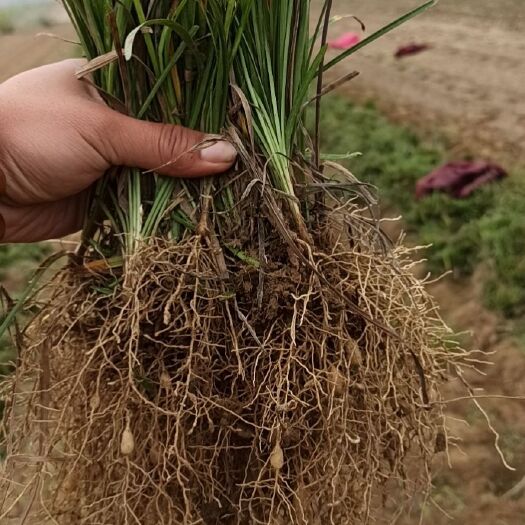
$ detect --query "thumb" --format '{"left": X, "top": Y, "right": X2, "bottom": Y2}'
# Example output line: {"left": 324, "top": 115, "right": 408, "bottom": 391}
{"left": 98, "top": 108, "right": 237, "bottom": 178}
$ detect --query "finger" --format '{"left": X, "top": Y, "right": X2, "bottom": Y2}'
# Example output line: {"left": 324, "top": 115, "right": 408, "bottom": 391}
{"left": 97, "top": 109, "right": 237, "bottom": 178}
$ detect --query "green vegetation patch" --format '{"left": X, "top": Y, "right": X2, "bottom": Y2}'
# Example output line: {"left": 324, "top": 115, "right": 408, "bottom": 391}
{"left": 319, "top": 95, "right": 525, "bottom": 318}
{"left": 0, "top": 243, "right": 49, "bottom": 373}
{"left": 0, "top": 10, "right": 14, "bottom": 34}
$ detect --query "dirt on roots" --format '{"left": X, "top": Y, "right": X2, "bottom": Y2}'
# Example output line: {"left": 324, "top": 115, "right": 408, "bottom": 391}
{"left": 0, "top": 210, "right": 467, "bottom": 524}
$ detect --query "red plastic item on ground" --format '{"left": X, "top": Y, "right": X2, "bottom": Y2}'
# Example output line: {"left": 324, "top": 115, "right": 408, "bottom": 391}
{"left": 395, "top": 43, "right": 430, "bottom": 58}
{"left": 328, "top": 32, "right": 361, "bottom": 50}
{"left": 415, "top": 161, "right": 508, "bottom": 199}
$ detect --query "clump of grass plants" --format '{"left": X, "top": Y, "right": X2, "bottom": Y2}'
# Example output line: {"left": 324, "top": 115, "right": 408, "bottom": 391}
{"left": 0, "top": 1, "right": 467, "bottom": 524}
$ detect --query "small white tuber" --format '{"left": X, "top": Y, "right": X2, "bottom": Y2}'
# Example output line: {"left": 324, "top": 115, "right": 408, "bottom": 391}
{"left": 121, "top": 418, "right": 135, "bottom": 456}
{"left": 270, "top": 443, "right": 285, "bottom": 470}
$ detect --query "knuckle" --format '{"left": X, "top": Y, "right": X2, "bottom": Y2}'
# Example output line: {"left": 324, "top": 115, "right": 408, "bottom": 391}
{"left": 90, "top": 108, "right": 124, "bottom": 164}
{"left": 157, "top": 125, "right": 191, "bottom": 165}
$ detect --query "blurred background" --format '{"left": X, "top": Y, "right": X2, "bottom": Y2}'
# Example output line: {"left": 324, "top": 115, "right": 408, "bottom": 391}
{"left": 0, "top": 1, "right": 524, "bottom": 523}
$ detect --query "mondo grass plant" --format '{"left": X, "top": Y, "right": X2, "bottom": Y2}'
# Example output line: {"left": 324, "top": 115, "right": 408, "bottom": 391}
{"left": 63, "top": 0, "right": 437, "bottom": 258}
{"left": 0, "top": 1, "right": 470, "bottom": 524}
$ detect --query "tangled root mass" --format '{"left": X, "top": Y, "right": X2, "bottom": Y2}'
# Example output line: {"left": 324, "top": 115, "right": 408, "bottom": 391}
{"left": 1, "top": 211, "right": 463, "bottom": 524}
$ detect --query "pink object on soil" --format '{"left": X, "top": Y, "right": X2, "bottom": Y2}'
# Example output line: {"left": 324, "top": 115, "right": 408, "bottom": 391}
{"left": 416, "top": 161, "right": 507, "bottom": 199}
{"left": 328, "top": 32, "right": 361, "bottom": 50}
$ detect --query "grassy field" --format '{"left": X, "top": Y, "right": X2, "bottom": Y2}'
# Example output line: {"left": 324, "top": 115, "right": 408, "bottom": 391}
{"left": 317, "top": 94, "right": 525, "bottom": 525}
{"left": 319, "top": 95, "right": 525, "bottom": 320}
{"left": 0, "top": 11, "right": 13, "bottom": 34}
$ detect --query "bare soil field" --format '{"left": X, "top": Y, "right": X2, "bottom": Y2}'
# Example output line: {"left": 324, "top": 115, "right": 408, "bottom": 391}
{"left": 404, "top": 274, "right": 525, "bottom": 524}
{"left": 323, "top": 0, "right": 525, "bottom": 167}
{"left": 0, "top": 23, "right": 74, "bottom": 82}
{"left": 1, "top": 4, "right": 525, "bottom": 523}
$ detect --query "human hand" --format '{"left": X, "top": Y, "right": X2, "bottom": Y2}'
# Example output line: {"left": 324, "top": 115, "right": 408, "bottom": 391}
{"left": 0, "top": 59, "right": 237, "bottom": 243}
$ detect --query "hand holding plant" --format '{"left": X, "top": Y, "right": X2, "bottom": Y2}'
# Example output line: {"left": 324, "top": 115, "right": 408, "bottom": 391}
{"left": 0, "top": 59, "right": 236, "bottom": 242}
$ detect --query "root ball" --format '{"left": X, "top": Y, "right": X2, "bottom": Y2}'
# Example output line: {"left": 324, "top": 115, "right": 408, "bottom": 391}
{"left": 0, "top": 222, "right": 465, "bottom": 524}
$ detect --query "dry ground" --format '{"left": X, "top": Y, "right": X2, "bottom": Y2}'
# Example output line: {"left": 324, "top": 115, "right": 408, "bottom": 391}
{"left": 322, "top": 0, "right": 525, "bottom": 168}
{"left": 1, "top": 4, "right": 525, "bottom": 523}
{"left": 405, "top": 274, "right": 525, "bottom": 524}
{"left": 0, "top": 23, "right": 75, "bottom": 83}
